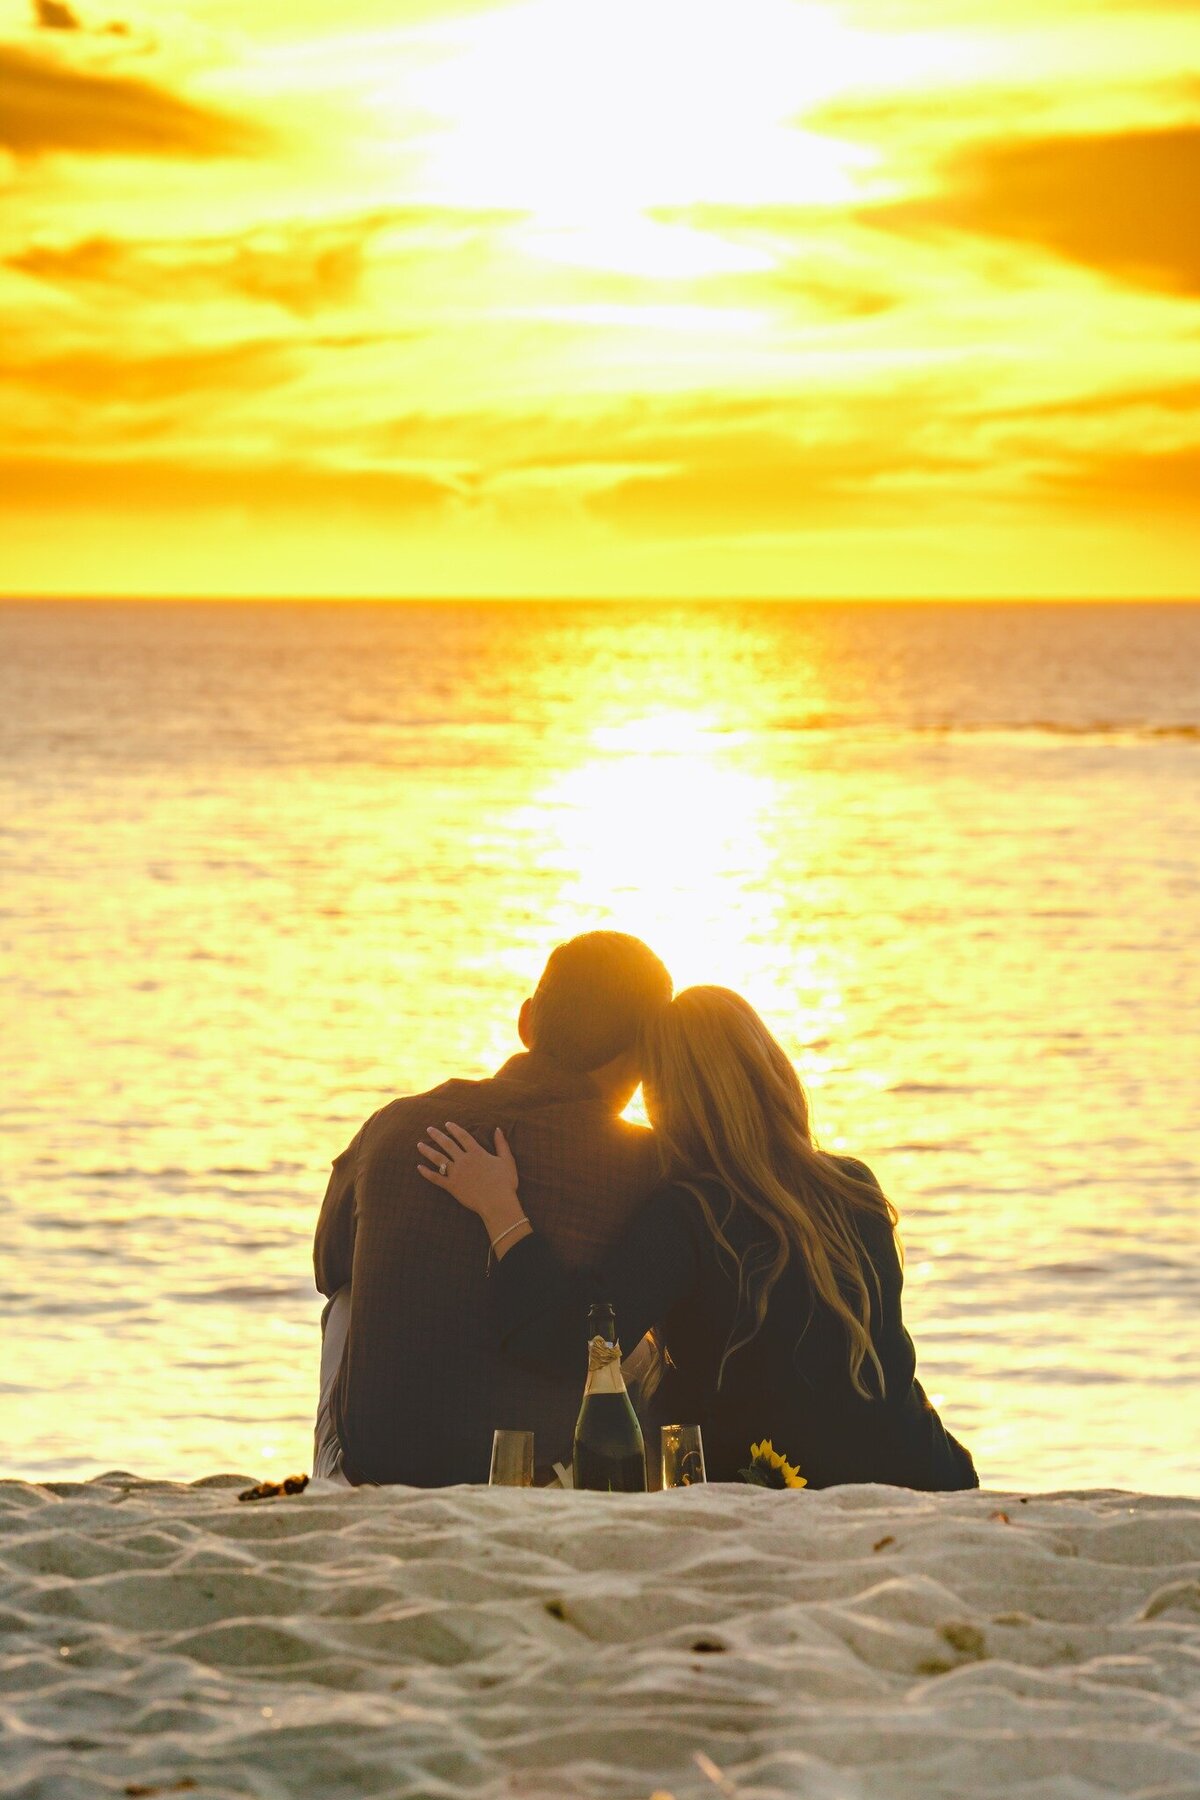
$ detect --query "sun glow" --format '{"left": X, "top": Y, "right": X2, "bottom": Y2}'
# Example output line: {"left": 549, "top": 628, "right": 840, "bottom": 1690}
{"left": 503, "top": 705, "right": 837, "bottom": 1040}
{"left": 513, "top": 215, "right": 776, "bottom": 282}
{"left": 512, "top": 711, "right": 769, "bottom": 975}
{"left": 402, "top": 0, "right": 895, "bottom": 275}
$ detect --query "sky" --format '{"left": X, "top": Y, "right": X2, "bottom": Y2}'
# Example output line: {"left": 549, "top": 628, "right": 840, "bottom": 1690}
{"left": 2, "top": 0, "right": 1199, "bottom": 598}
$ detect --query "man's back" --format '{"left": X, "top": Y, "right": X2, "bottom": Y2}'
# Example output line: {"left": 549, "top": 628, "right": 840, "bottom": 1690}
{"left": 314, "top": 1051, "right": 658, "bottom": 1485}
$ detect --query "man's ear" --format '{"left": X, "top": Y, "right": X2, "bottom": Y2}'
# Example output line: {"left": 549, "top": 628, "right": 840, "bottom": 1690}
{"left": 518, "top": 997, "right": 534, "bottom": 1048}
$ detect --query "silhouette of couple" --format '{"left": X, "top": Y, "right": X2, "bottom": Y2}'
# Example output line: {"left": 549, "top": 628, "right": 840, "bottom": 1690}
{"left": 313, "top": 931, "right": 976, "bottom": 1490}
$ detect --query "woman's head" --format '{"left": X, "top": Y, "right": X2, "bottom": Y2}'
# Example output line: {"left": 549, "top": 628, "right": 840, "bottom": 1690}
{"left": 640, "top": 986, "right": 896, "bottom": 1400}
{"left": 640, "top": 985, "right": 812, "bottom": 1176}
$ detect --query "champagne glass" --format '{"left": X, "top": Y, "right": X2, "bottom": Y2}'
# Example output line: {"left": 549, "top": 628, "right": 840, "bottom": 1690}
{"left": 660, "top": 1423, "right": 707, "bottom": 1488}
{"left": 489, "top": 1429, "right": 534, "bottom": 1487}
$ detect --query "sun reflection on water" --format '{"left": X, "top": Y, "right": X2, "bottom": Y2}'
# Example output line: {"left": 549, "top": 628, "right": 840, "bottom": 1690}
{"left": 6, "top": 603, "right": 1196, "bottom": 1490}
{"left": 499, "top": 704, "right": 848, "bottom": 1119}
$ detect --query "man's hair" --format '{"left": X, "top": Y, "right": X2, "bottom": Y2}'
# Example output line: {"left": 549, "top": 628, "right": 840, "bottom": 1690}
{"left": 526, "top": 931, "right": 672, "bottom": 1073}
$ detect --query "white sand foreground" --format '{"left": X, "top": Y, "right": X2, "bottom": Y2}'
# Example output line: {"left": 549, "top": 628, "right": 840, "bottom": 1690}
{"left": 1, "top": 1477, "right": 1198, "bottom": 1800}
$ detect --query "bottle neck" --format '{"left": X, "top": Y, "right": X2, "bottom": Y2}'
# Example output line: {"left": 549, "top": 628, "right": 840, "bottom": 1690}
{"left": 583, "top": 1335, "right": 628, "bottom": 1396}
{"left": 588, "top": 1303, "right": 616, "bottom": 1347}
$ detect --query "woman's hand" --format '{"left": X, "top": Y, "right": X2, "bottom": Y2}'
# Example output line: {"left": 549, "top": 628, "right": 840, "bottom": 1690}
{"left": 417, "top": 1121, "right": 526, "bottom": 1242}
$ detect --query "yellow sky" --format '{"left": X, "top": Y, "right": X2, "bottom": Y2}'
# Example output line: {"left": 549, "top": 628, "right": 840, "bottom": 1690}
{"left": 2, "top": 0, "right": 1198, "bottom": 596}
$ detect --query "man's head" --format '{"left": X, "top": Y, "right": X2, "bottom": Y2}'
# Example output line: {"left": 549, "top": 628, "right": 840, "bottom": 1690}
{"left": 518, "top": 931, "right": 672, "bottom": 1107}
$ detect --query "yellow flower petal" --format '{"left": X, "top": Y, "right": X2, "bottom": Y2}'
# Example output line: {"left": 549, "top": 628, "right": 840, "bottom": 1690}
{"left": 747, "top": 1438, "right": 807, "bottom": 1488}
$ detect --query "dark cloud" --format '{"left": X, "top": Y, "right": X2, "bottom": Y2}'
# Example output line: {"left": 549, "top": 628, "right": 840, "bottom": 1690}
{"left": 864, "top": 127, "right": 1200, "bottom": 297}
{"left": 5, "top": 382, "right": 1195, "bottom": 540}
{"left": 984, "top": 380, "right": 1200, "bottom": 425}
{"left": 8, "top": 207, "right": 522, "bottom": 313}
{"left": 433, "top": 393, "right": 973, "bottom": 532}
{"left": 3, "top": 339, "right": 298, "bottom": 404}
{"left": 0, "top": 454, "right": 458, "bottom": 516}
{"left": 33, "top": 0, "right": 83, "bottom": 29}
{"left": 1046, "top": 444, "right": 1200, "bottom": 510}
{"left": 10, "top": 230, "right": 365, "bottom": 316}
{"left": 565, "top": 383, "right": 1182, "bottom": 537}
{"left": 0, "top": 44, "right": 264, "bottom": 157}
{"left": 7, "top": 235, "right": 126, "bottom": 284}
{"left": 592, "top": 413, "right": 1200, "bottom": 536}
{"left": 780, "top": 276, "right": 896, "bottom": 318}
{"left": 226, "top": 239, "right": 362, "bottom": 314}
{"left": 585, "top": 427, "right": 963, "bottom": 533}
{"left": 0, "top": 390, "right": 969, "bottom": 539}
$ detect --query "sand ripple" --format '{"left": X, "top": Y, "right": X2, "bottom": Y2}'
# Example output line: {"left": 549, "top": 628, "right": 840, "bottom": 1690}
{"left": 1, "top": 1476, "right": 1198, "bottom": 1799}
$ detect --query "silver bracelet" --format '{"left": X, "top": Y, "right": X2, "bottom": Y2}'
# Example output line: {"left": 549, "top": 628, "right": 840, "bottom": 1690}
{"left": 487, "top": 1215, "right": 530, "bottom": 1274}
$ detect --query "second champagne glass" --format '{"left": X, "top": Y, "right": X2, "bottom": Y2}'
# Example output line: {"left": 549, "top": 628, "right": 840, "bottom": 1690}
{"left": 660, "top": 1423, "right": 707, "bottom": 1488}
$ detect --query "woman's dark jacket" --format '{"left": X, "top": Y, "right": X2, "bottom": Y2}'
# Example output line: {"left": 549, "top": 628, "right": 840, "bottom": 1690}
{"left": 490, "top": 1156, "right": 978, "bottom": 1491}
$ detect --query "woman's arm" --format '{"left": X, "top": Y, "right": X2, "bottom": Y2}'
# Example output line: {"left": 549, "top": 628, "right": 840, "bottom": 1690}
{"left": 417, "top": 1121, "right": 533, "bottom": 1261}
{"left": 490, "top": 1185, "right": 703, "bottom": 1371}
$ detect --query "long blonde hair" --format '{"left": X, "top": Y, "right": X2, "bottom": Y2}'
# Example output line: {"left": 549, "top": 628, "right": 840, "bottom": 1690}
{"left": 640, "top": 986, "right": 898, "bottom": 1400}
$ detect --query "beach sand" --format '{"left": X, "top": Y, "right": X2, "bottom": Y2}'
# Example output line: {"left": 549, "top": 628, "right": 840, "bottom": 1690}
{"left": 1, "top": 1477, "right": 1197, "bottom": 1800}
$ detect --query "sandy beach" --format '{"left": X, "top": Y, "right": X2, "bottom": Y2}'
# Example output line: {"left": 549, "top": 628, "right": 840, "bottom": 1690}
{"left": 2, "top": 1477, "right": 1197, "bottom": 1800}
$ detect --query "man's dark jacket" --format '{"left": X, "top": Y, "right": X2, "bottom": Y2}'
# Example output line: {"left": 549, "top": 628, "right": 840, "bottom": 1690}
{"left": 313, "top": 1051, "right": 659, "bottom": 1485}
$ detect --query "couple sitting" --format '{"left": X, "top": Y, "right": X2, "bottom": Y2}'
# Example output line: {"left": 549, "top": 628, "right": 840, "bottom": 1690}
{"left": 313, "top": 930, "right": 977, "bottom": 1491}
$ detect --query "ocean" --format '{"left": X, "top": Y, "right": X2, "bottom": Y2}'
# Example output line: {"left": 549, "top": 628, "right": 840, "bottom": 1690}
{"left": 1, "top": 600, "right": 1197, "bottom": 1492}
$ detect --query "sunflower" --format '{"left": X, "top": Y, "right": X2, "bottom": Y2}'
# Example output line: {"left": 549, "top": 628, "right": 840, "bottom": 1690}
{"left": 738, "top": 1439, "right": 807, "bottom": 1490}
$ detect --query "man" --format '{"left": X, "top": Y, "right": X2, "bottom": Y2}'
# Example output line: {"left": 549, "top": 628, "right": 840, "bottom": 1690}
{"left": 312, "top": 930, "right": 672, "bottom": 1485}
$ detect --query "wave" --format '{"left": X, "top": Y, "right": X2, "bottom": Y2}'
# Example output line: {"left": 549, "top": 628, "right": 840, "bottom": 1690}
{"left": 767, "top": 715, "right": 1200, "bottom": 741}
{"left": 77, "top": 1162, "right": 305, "bottom": 1180}
{"left": 918, "top": 721, "right": 1200, "bottom": 743}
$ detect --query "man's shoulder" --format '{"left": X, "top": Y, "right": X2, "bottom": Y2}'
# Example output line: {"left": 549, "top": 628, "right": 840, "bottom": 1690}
{"left": 367, "top": 1073, "right": 492, "bottom": 1124}
{"left": 355, "top": 1066, "right": 620, "bottom": 1150}
{"left": 352, "top": 1062, "right": 657, "bottom": 1186}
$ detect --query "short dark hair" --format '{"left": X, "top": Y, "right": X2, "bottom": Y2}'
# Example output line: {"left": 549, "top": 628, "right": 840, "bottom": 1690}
{"left": 526, "top": 931, "right": 672, "bottom": 1072}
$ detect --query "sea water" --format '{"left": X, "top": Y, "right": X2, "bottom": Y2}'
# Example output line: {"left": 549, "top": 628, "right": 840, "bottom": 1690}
{"left": 1, "top": 601, "right": 1197, "bottom": 1491}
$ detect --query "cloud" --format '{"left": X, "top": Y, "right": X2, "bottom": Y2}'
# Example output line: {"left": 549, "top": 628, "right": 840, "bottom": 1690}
{"left": 4, "top": 339, "right": 299, "bottom": 405}
{"left": 408, "top": 392, "right": 977, "bottom": 533}
{"left": 0, "top": 389, "right": 972, "bottom": 545}
{"left": 984, "top": 379, "right": 1200, "bottom": 425}
{"left": 810, "top": 83, "right": 1048, "bottom": 142}
{"left": 865, "top": 126, "right": 1200, "bottom": 297}
{"left": 7, "top": 207, "right": 522, "bottom": 314}
{"left": 32, "top": 0, "right": 83, "bottom": 29}
{"left": 3, "top": 381, "right": 1196, "bottom": 555}
{"left": 0, "top": 44, "right": 264, "bottom": 157}
{"left": 7, "top": 235, "right": 128, "bottom": 284}
{"left": 647, "top": 206, "right": 901, "bottom": 317}
{"left": 1046, "top": 444, "right": 1200, "bottom": 510}
{"left": 585, "top": 427, "right": 955, "bottom": 533}
{"left": 503, "top": 386, "right": 1190, "bottom": 538}
{"left": 774, "top": 274, "right": 897, "bottom": 318}
{"left": 10, "top": 228, "right": 366, "bottom": 316}
{"left": 0, "top": 453, "right": 458, "bottom": 516}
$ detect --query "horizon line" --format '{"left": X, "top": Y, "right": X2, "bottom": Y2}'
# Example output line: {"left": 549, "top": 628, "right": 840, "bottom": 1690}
{"left": 3, "top": 593, "right": 1199, "bottom": 607}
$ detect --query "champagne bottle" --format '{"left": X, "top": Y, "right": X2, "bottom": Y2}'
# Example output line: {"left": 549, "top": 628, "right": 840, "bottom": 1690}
{"left": 572, "top": 1301, "right": 647, "bottom": 1492}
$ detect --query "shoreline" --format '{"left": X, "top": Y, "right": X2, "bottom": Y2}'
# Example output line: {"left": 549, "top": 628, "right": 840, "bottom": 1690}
{"left": 3, "top": 1477, "right": 1198, "bottom": 1799}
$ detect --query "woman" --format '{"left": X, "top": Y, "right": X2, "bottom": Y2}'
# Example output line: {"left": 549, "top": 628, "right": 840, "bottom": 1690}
{"left": 418, "top": 986, "right": 977, "bottom": 1490}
